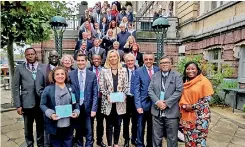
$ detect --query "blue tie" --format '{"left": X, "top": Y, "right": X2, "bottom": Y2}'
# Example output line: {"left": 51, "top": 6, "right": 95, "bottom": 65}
{"left": 79, "top": 71, "right": 84, "bottom": 91}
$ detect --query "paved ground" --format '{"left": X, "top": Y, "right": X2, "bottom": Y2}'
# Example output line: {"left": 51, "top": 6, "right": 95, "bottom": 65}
{"left": 1, "top": 89, "right": 245, "bottom": 147}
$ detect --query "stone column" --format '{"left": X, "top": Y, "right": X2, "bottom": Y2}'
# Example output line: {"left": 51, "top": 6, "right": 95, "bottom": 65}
{"left": 77, "top": 1, "right": 88, "bottom": 27}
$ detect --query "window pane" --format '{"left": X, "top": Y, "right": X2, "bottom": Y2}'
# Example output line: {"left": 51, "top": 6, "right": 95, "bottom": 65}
{"left": 211, "top": 1, "right": 217, "bottom": 10}
{"left": 213, "top": 50, "right": 219, "bottom": 60}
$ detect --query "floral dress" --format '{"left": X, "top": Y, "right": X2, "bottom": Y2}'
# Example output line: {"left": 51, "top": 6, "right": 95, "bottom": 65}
{"left": 181, "top": 96, "right": 211, "bottom": 147}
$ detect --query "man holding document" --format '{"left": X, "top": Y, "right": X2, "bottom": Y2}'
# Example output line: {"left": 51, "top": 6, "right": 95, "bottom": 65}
{"left": 99, "top": 50, "right": 128, "bottom": 147}
{"left": 148, "top": 56, "right": 183, "bottom": 147}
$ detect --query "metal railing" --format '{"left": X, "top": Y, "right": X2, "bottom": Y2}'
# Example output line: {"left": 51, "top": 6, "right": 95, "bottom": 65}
{"left": 135, "top": 17, "right": 155, "bottom": 31}
{"left": 136, "top": 1, "right": 155, "bottom": 17}
{"left": 65, "top": 15, "right": 79, "bottom": 30}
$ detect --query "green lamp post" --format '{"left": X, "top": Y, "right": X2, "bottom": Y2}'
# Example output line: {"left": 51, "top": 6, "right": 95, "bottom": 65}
{"left": 152, "top": 17, "right": 170, "bottom": 64}
{"left": 50, "top": 15, "right": 67, "bottom": 57}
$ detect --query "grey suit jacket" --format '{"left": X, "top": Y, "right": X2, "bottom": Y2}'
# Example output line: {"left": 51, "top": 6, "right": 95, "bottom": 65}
{"left": 148, "top": 70, "right": 183, "bottom": 118}
{"left": 114, "top": 49, "right": 125, "bottom": 62}
{"left": 36, "top": 64, "right": 52, "bottom": 98}
{"left": 13, "top": 63, "right": 44, "bottom": 109}
{"left": 88, "top": 47, "right": 106, "bottom": 65}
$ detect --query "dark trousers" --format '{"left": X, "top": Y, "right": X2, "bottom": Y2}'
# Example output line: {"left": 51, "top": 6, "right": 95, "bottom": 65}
{"left": 105, "top": 104, "right": 123, "bottom": 146}
{"left": 123, "top": 95, "right": 137, "bottom": 142}
{"left": 44, "top": 126, "right": 50, "bottom": 147}
{"left": 50, "top": 127, "right": 73, "bottom": 147}
{"left": 137, "top": 110, "right": 152, "bottom": 147}
{"left": 74, "top": 105, "right": 93, "bottom": 147}
{"left": 23, "top": 106, "right": 44, "bottom": 147}
{"left": 152, "top": 116, "right": 179, "bottom": 147}
{"left": 91, "top": 97, "right": 105, "bottom": 143}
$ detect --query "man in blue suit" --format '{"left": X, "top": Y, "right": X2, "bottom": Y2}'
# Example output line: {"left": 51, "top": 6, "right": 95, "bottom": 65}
{"left": 75, "top": 32, "right": 93, "bottom": 52}
{"left": 123, "top": 53, "right": 138, "bottom": 147}
{"left": 69, "top": 53, "right": 98, "bottom": 147}
{"left": 134, "top": 53, "right": 159, "bottom": 147}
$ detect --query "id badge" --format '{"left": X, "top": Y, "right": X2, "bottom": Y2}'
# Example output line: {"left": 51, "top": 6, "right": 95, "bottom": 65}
{"left": 160, "top": 91, "right": 165, "bottom": 100}
{"left": 71, "top": 93, "right": 76, "bottom": 104}
{"left": 80, "top": 91, "right": 84, "bottom": 100}
{"left": 135, "top": 60, "right": 139, "bottom": 65}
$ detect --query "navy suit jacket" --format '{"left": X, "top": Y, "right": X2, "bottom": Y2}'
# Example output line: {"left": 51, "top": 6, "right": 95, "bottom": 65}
{"left": 126, "top": 66, "right": 138, "bottom": 95}
{"left": 40, "top": 84, "right": 80, "bottom": 135}
{"left": 134, "top": 65, "right": 159, "bottom": 111}
{"left": 68, "top": 69, "right": 98, "bottom": 114}
{"left": 75, "top": 40, "right": 93, "bottom": 52}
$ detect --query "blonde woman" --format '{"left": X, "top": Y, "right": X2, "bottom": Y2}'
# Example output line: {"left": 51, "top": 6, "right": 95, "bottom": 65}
{"left": 120, "top": 16, "right": 129, "bottom": 28}
{"left": 60, "top": 54, "right": 75, "bottom": 72}
{"left": 101, "top": 29, "right": 116, "bottom": 54}
{"left": 123, "top": 36, "right": 136, "bottom": 53}
{"left": 99, "top": 50, "right": 128, "bottom": 147}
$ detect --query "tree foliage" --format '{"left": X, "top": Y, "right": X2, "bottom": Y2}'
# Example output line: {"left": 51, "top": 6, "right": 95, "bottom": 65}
{"left": 1, "top": 1, "right": 74, "bottom": 105}
{"left": 1, "top": 1, "right": 74, "bottom": 46}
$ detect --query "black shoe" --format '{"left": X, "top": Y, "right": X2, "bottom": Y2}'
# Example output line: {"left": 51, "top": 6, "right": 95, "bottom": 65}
{"left": 124, "top": 140, "right": 129, "bottom": 147}
{"left": 131, "top": 140, "right": 137, "bottom": 146}
{"left": 97, "top": 141, "right": 106, "bottom": 147}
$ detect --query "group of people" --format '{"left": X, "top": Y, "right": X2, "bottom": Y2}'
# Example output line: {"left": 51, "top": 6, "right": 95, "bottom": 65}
{"left": 14, "top": 46, "right": 214, "bottom": 147}
{"left": 13, "top": 1, "right": 214, "bottom": 147}
{"left": 75, "top": 1, "right": 137, "bottom": 62}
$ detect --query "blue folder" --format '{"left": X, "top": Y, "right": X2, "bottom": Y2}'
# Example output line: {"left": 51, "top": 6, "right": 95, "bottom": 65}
{"left": 55, "top": 104, "right": 72, "bottom": 119}
{"left": 110, "top": 92, "right": 124, "bottom": 102}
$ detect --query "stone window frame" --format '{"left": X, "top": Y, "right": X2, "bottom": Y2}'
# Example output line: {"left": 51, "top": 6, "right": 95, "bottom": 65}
{"left": 238, "top": 45, "right": 245, "bottom": 83}
{"left": 206, "top": 47, "right": 224, "bottom": 73}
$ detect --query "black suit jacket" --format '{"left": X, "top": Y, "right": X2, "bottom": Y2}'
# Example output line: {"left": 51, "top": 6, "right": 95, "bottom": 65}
{"left": 75, "top": 40, "right": 93, "bottom": 51}
{"left": 132, "top": 51, "right": 144, "bottom": 67}
{"left": 80, "top": 15, "right": 94, "bottom": 26}
{"left": 88, "top": 47, "right": 106, "bottom": 65}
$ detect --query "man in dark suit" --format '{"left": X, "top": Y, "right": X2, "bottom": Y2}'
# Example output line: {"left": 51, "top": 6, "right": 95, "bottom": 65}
{"left": 123, "top": 53, "right": 138, "bottom": 147}
{"left": 74, "top": 41, "right": 89, "bottom": 60}
{"left": 88, "top": 38, "right": 106, "bottom": 65}
{"left": 80, "top": 9, "right": 94, "bottom": 26}
{"left": 134, "top": 53, "right": 159, "bottom": 147}
{"left": 13, "top": 48, "right": 44, "bottom": 147}
{"left": 93, "top": 8, "right": 103, "bottom": 25}
{"left": 104, "top": 8, "right": 116, "bottom": 23}
{"left": 36, "top": 50, "right": 60, "bottom": 147}
{"left": 36, "top": 50, "right": 60, "bottom": 97}
{"left": 88, "top": 54, "right": 106, "bottom": 147}
{"left": 69, "top": 53, "right": 98, "bottom": 147}
{"left": 75, "top": 32, "right": 93, "bottom": 51}
{"left": 148, "top": 56, "right": 183, "bottom": 147}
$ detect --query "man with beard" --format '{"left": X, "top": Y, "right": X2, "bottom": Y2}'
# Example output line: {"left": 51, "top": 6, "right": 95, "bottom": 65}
{"left": 36, "top": 50, "right": 60, "bottom": 147}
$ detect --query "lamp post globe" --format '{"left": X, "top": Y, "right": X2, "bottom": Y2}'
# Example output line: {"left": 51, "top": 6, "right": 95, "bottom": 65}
{"left": 50, "top": 15, "right": 68, "bottom": 57}
{"left": 152, "top": 17, "right": 170, "bottom": 64}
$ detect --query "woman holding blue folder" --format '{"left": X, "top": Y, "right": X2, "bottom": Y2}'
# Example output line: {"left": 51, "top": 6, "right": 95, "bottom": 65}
{"left": 99, "top": 50, "right": 129, "bottom": 147}
{"left": 40, "top": 66, "right": 80, "bottom": 147}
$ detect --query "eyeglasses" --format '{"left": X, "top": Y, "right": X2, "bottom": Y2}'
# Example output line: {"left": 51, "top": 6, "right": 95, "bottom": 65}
{"left": 144, "top": 58, "right": 153, "bottom": 61}
{"left": 160, "top": 62, "right": 171, "bottom": 65}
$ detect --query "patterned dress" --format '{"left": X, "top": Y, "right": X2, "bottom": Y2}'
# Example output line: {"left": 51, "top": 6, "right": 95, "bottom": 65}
{"left": 181, "top": 96, "right": 211, "bottom": 147}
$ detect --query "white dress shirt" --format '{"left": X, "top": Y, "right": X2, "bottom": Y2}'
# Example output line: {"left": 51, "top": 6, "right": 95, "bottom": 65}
{"left": 127, "top": 68, "right": 135, "bottom": 95}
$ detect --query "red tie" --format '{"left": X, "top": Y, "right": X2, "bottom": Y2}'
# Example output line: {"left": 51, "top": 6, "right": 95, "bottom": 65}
{"left": 96, "top": 67, "right": 99, "bottom": 78}
{"left": 96, "top": 67, "right": 102, "bottom": 97}
{"left": 148, "top": 68, "right": 152, "bottom": 79}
